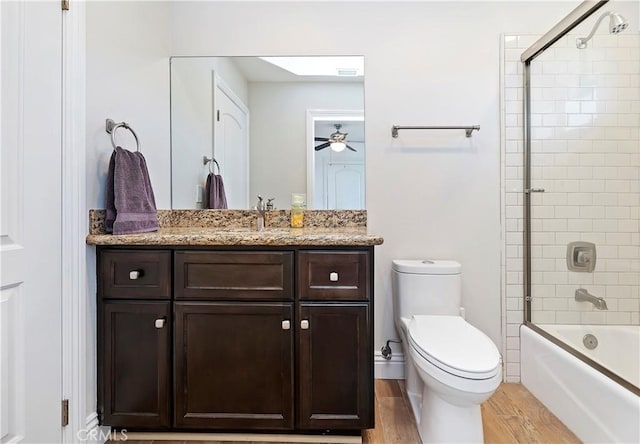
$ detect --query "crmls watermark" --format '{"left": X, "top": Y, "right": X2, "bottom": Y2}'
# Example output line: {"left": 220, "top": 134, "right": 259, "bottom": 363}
{"left": 77, "top": 428, "right": 127, "bottom": 442}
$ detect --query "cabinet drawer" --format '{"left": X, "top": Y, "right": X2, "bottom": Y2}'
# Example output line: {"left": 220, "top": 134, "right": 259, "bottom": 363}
{"left": 100, "top": 250, "right": 171, "bottom": 299}
{"left": 298, "top": 251, "right": 369, "bottom": 301}
{"left": 175, "top": 251, "right": 293, "bottom": 301}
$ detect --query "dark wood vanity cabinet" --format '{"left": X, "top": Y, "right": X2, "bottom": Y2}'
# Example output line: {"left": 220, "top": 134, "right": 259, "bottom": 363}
{"left": 99, "top": 300, "right": 171, "bottom": 428}
{"left": 97, "top": 246, "right": 374, "bottom": 433}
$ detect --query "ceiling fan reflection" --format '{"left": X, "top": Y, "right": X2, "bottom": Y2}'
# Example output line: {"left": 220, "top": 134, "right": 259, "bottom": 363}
{"left": 314, "top": 123, "right": 359, "bottom": 152}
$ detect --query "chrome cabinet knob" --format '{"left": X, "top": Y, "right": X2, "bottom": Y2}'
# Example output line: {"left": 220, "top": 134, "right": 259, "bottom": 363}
{"left": 301, "top": 320, "right": 309, "bottom": 330}
{"left": 329, "top": 272, "right": 339, "bottom": 282}
{"left": 282, "top": 320, "right": 291, "bottom": 330}
{"left": 129, "top": 270, "right": 141, "bottom": 280}
{"left": 155, "top": 318, "right": 165, "bottom": 329}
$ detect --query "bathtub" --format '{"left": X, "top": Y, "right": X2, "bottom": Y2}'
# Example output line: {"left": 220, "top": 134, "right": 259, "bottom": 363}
{"left": 521, "top": 324, "right": 640, "bottom": 444}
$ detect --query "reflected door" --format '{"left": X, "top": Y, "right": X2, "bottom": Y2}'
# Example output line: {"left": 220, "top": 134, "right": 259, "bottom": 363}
{"left": 213, "top": 74, "right": 249, "bottom": 209}
{"left": 327, "top": 163, "right": 365, "bottom": 210}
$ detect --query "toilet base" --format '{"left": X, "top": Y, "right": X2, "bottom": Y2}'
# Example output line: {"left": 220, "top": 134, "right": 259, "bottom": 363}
{"left": 418, "top": 387, "right": 484, "bottom": 443}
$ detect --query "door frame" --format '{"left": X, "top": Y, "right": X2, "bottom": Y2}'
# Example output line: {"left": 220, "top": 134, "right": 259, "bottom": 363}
{"left": 61, "top": 2, "right": 93, "bottom": 442}
{"left": 305, "top": 109, "right": 363, "bottom": 209}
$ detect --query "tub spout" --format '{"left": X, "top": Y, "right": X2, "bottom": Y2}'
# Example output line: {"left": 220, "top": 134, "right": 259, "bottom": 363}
{"left": 575, "top": 288, "right": 608, "bottom": 310}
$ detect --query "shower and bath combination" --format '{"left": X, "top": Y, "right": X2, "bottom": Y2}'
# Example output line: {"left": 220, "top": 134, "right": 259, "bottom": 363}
{"left": 576, "top": 11, "right": 629, "bottom": 48}
{"left": 517, "top": 1, "right": 639, "bottom": 441}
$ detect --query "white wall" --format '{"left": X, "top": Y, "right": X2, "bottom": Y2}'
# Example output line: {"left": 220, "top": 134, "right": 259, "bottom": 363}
{"left": 85, "top": 1, "right": 591, "bottom": 407}
{"left": 85, "top": 0, "right": 171, "bottom": 422}
{"left": 249, "top": 81, "right": 364, "bottom": 208}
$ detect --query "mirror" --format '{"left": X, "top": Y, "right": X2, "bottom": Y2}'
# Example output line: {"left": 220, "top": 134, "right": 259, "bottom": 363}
{"left": 170, "top": 56, "right": 365, "bottom": 210}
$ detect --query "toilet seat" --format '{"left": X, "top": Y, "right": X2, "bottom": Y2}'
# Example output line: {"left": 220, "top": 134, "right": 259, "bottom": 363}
{"left": 408, "top": 315, "right": 501, "bottom": 380}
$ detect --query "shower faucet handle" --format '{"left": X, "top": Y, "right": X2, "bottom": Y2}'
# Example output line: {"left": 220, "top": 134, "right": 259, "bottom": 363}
{"left": 576, "top": 250, "right": 592, "bottom": 265}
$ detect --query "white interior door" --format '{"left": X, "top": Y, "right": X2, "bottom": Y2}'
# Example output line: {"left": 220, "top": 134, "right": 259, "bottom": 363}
{"left": 327, "top": 163, "right": 365, "bottom": 210}
{"left": 0, "top": 1, "right": 62, "bottom": 442}
{"left": 213, "top": 73, "right": 249, "bottom": 209}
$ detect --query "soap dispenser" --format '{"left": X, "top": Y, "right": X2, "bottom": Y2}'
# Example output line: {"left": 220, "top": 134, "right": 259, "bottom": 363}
{"left": 290, "top": 193, "right": 306, "bottom": 228}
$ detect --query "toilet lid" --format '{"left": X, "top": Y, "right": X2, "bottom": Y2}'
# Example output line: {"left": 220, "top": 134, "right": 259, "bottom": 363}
{"left": 392, "top": 259, "right": 461, "bottom": 275}
{"left": 408, "top": 315, "right": 501, "bottom": 380}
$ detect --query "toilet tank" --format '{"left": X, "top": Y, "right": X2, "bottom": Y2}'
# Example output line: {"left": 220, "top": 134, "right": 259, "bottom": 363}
{"left": 392, "top": 260, "right": 462, "bottom": 321}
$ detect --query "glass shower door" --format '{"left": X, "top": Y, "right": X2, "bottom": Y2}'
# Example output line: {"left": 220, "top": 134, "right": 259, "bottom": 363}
{"left": 525, "top": 16, "right": 639, "bottom": 388}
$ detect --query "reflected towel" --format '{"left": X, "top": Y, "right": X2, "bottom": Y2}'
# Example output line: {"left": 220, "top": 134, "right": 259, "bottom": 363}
{"left": 204, "top": 173, "right": 228, "bottom": 209}
{"left": 105, "top": 146, "right": 159, "bottom": 234}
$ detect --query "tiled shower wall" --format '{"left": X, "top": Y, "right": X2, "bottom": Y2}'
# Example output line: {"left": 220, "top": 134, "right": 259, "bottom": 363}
{"left": 502, "top": 33, "right": 640, "bottom": 381}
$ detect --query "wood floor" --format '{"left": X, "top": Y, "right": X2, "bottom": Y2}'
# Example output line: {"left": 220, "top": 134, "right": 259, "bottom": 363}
{"left": 111, "top": 381, "right": 580, "bottom": 444}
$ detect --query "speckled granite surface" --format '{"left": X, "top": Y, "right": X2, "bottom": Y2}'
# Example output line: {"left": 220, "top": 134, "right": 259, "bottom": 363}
{"left": 87, "top": 209, "right": 382, "bottom": 246}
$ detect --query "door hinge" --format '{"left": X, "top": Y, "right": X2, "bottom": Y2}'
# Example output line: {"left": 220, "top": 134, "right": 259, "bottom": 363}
{"left": 62, "top": 399, "right": 69, "bottom": 427}
{"left": 217, "top": 110, "right": 220, "bottom": 121}
{"left": 62, "top": 0, "right": 69, "bottom": 11}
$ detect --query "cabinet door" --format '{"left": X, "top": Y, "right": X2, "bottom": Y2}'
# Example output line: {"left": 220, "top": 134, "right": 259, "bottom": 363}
{"left": 298, "top": 303, "right": 373, "bottom": 430}
{"left": 174, "top": 302, "right": 294, "bottom": 430}
{"left": 99, "top": 301, "right": 171, "bottom": 428}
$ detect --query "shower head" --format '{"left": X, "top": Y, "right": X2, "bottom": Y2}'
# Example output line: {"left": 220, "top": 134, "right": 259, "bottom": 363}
{"left": 576, "top": 11, "right": 629, "bottom": 49}
{"left": 608, "top": 13, "right": 629, "bottom": 34}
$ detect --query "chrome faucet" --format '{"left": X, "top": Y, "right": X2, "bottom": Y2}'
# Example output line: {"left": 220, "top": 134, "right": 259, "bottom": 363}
{"left": 575, "top": 288, "right": 608, "bottom": 310}
{"left": 255, "top": 195, "right": 266, "bottom": 231}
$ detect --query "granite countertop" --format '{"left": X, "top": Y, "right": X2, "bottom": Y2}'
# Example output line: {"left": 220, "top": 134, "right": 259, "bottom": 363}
{"left": 86, "top": 226, "right": 384, "bottom": 246}
{"left": 86, "top": 209, "right": 383, "bottom": 246}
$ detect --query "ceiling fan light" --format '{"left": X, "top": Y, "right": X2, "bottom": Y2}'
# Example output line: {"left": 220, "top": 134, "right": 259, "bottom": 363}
{"left": 330, "top": 141, "right": 346, "bottom": 152}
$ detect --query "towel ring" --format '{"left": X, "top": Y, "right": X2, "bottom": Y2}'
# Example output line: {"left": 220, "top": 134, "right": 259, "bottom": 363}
{"left": 203, "top": 156, "right": 220, "bottom": 174}
{"left": 106, "top": 118, "right": 140, "bottom": 152}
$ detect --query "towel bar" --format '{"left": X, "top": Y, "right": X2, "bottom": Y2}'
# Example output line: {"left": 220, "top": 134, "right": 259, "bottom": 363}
{"left": 106, "top": 118, "right": 140, "bottom": 151}
{"left": 392, "top": 125, "right": 480, "bottom": 138}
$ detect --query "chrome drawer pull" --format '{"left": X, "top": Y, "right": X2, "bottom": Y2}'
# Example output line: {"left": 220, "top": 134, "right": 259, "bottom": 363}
{"left": 129, "top": 270, "right": 142, "bottom": 280}
{"left": 300, "top": 320, "right": 310, "bottom": 330}
{"left": 329, "top": 272, "right": 339, "bottom": 282}
{"left": 282, "top": 320, "right": 291, "bottom": 330}
{"left": 155, "top": 318, "right": 165, "bottom": 329}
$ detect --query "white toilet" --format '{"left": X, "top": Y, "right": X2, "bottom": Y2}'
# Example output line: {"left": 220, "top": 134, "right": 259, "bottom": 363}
{"left": 392, "top": 259, "right": 502, "bottom": 443}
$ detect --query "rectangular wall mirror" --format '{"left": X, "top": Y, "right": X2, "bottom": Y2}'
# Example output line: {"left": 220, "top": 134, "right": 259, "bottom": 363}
{"left": 170, "top": 56, "right": 365, "bottom": 210}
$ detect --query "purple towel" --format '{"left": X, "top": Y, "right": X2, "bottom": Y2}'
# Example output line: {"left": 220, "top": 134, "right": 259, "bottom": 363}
{"left": 105, "top": 146, "right": 159, "bottom": 234}
{"left": 204, "top": 173, "right": 228, "bottom": 209}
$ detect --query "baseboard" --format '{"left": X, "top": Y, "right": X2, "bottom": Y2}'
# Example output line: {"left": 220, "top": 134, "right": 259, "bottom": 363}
{"left": 374, "top": 351, "right": 405, "bottom": 379}
{"left": 111, "top": 432, "right": 360, "bottom": 443}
